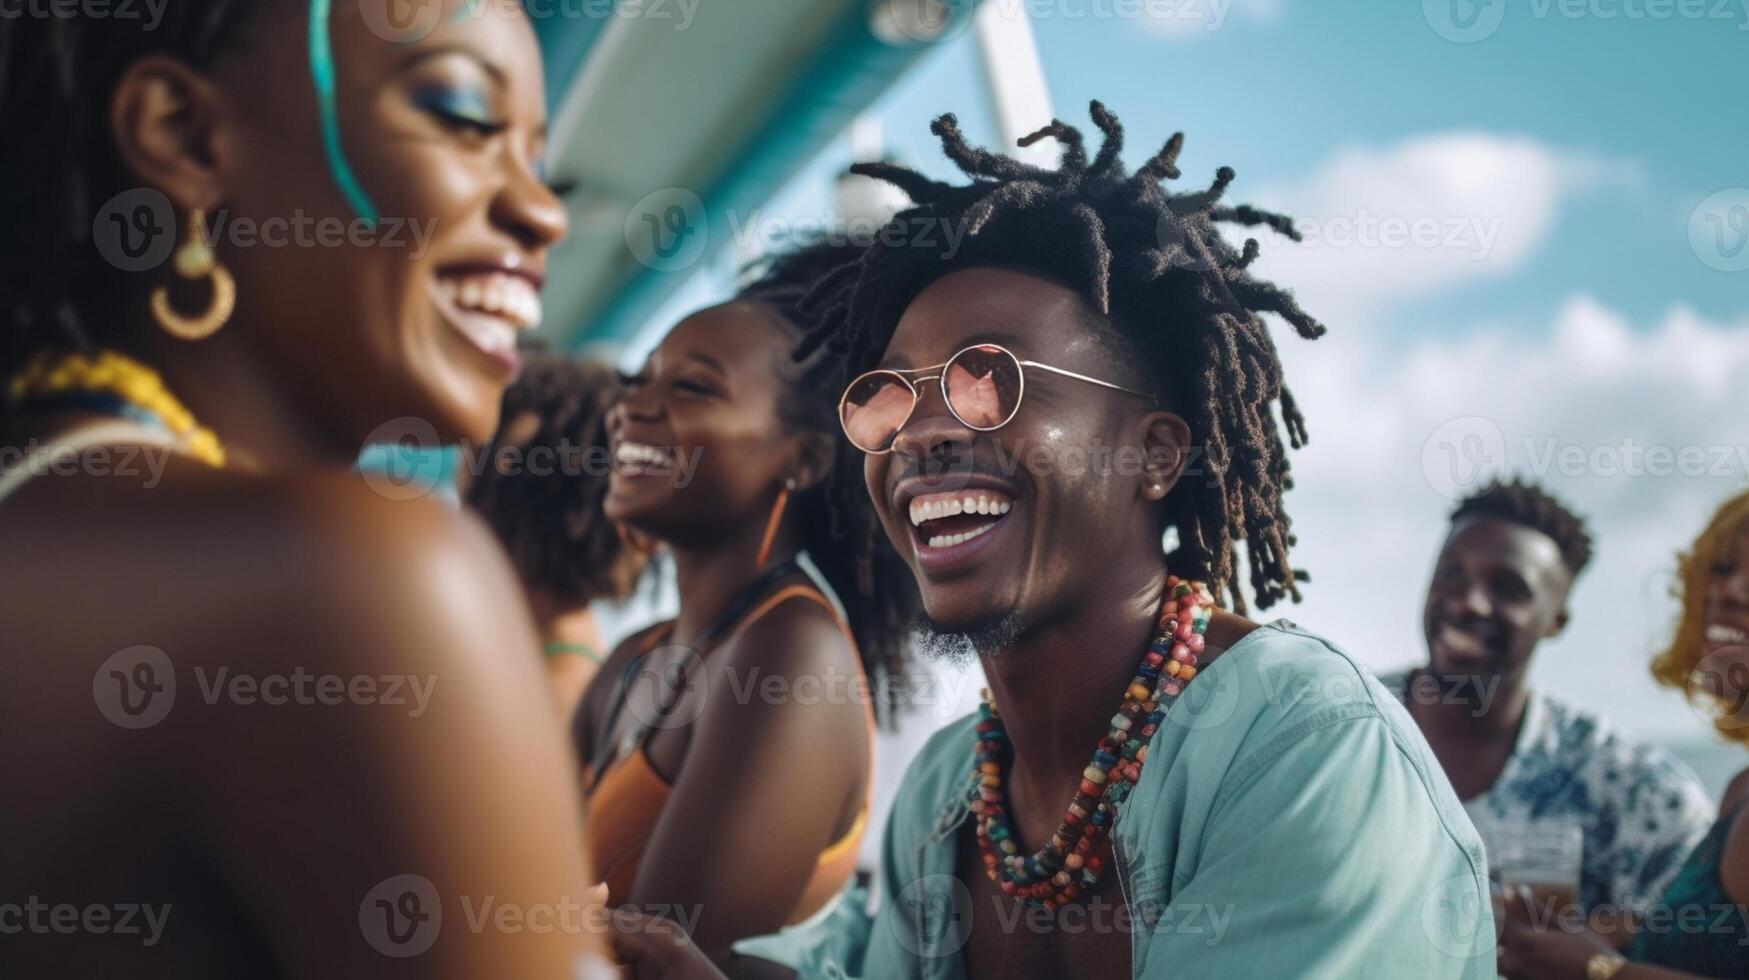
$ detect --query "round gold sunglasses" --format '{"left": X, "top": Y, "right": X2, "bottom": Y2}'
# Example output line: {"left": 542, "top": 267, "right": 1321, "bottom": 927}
{"left": 838, "top": 343, "right": 1155, "bottom": 454}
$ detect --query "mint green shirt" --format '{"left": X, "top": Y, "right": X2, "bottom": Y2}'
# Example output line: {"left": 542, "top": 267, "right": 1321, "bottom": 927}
{"left": 738, "top": 622, "right": 1496, "bottom": 978}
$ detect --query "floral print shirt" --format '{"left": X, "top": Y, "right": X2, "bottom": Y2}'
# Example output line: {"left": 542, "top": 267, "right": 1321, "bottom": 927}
{"left": 1380, "top": 669, "right": 1715, "bottom": 913}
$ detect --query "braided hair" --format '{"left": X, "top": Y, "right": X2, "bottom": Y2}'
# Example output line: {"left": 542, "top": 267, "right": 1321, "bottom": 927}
{"left": 795, "top": 102, "right": 1327, "bottom": 613}
{"left": 741, "top": 240, "right": 922, "bottom": 725}
{"left": 0, "top": 2, "right": 281, "bottom": 383}
{"left": 466, "top": 355, "right": 646, "bottom": 610}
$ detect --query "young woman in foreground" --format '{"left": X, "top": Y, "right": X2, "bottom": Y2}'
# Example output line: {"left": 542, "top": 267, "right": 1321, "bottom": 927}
{"left": 0, "top": 2, "right": 606, "bottom": 976}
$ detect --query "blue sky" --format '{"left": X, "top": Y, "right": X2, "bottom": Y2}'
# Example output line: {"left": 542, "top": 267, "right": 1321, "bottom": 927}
{"left": 615, "top": 2, "right": 1749, "bottom": 786}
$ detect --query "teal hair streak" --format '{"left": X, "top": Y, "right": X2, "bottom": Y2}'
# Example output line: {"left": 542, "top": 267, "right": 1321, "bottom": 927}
{"left": 309, "top": 0, "right": 380, "bottom": 225}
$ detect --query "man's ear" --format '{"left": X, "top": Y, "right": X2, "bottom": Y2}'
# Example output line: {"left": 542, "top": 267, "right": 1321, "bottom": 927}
{"left": 1138, "top": 410, "right": 1192, "bottom": 502}
{"left": 109, "top": 54, "right": 232, "bottom": 212}
{"left": 790, "top": 431, "right": 836, "bottom": 492}
{"left": 1548, "top": 606, "right": 1570, "bottom": 638}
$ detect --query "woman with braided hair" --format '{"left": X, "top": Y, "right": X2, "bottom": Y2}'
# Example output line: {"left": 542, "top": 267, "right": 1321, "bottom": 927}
{"left": 612, "top": 103, "right": 1492, "bottom": 980}
{"left": 1, "top": 2, "right": 607, "bottom": 976}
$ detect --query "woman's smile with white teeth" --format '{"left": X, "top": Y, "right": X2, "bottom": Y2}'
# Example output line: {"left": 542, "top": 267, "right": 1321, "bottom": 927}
{"left": 613, "top": 440, "right": 676, "bottom": 474}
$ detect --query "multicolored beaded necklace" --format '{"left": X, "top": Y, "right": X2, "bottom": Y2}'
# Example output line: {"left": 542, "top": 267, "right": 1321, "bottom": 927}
{"left": 7, "top": 349, "right": 226, "bottom": 468}
{"left": 972, "top": 575, "right": 1215, "bottom": 909}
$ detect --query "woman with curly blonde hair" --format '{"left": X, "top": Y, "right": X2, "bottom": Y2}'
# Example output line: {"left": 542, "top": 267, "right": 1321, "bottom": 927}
{"left": 1650, "top": 491, "right": 1749, "bottom": 730}
{"left": 1499, "top": 489, "right": 1749, "bottom": 979}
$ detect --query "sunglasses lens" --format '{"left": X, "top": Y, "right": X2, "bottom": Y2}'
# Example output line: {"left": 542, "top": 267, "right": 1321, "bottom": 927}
{"left": 841, "top": 372, "right": 915, "bottom": 452}
{"left": 944, "top": 345, "right": 1022, "bottom": 430}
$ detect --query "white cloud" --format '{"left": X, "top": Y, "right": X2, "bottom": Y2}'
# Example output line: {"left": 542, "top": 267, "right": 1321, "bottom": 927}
{"left": 1240, "top": 133, "right": 1641, "bottom": 322}
{"left": 1272, "top": 295, "right": 1749, "bottom": 739}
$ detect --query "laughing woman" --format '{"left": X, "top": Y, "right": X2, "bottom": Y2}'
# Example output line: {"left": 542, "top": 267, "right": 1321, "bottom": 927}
{"left": 574, "top": 242, "right": 918, "bottom": 963}
{"left": 467, "top": 354, "right": 649, "bottom": 717}
{"left": 1499, "top": 490, "right": 1749, "bottom": 980}
{"left": 0, "top": 3, "right": 606, "bottom": 977}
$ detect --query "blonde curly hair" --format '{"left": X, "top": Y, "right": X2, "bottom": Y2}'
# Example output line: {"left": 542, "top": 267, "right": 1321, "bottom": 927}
{"left": 1649, "top": 489, "right": 1749, "bottom": 744}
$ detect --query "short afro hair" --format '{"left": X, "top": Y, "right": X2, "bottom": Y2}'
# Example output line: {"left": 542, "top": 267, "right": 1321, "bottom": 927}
{"left": 1452, "top": 478, "right": 1594, "bottom": 578}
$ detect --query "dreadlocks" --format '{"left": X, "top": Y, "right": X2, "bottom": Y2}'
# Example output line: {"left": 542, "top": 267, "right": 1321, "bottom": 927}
{"left": 795, "top": 102, "right": 1327, "bottom": 613}
{"left": 1452, "top": 478, "right": 1595, "bottom": 578}
{"left": 0, "top": 2, "right": 282, "bottom": 382}
{"left": 741, "top": 239, "right": 922, "bottom": 726}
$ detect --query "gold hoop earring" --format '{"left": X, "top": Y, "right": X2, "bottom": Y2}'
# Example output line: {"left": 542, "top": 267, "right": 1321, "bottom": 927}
{"left": 150, "top": 207, "right": 235, "bottom": 341}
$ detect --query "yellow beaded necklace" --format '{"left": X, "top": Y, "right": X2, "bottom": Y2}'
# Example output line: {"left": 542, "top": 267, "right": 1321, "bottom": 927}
{"left": 7, "top": 349, "right": 226, "bottom": 468}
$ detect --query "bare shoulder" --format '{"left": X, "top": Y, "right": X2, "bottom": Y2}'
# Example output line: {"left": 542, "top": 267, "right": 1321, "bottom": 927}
{"left": 1, "top": 459, "right": 532, "bottom": 681}
{"left": 717, "top": 588, "right": 858, "bottom": 679}
{"left": 1723, "top": 766, "right": 1749, "bottom": 814}
{"left": 1721, "top": 771, "right": 1749, "bottom": 903}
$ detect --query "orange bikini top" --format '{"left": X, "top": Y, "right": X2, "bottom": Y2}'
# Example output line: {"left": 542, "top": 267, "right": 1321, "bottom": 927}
{"left": 583, "top": 579, "right": 873, "bottom": 927}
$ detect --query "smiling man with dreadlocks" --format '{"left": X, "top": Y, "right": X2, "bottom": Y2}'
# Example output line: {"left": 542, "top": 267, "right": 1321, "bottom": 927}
{"left": 609, "top": 104, "right": 1491, "bottom": 980}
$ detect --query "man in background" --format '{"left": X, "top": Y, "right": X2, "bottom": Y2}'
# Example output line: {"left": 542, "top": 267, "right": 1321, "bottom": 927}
{"left": 1382, "top": 478, "right": 1712, "bottom": 918}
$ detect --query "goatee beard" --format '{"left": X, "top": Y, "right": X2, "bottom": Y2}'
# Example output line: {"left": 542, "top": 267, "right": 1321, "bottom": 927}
{"left": 911, "top": 609, "right": 1026, "bottom": 665}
